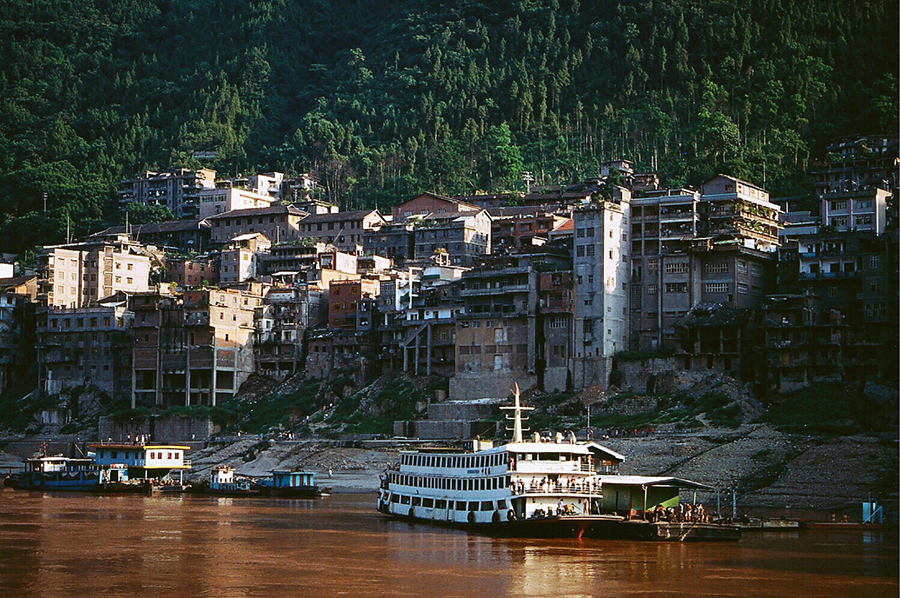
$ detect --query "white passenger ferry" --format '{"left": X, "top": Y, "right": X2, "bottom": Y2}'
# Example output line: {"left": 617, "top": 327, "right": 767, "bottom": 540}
{"left": 376, "top": 387, "right": 626, "bottom": 538}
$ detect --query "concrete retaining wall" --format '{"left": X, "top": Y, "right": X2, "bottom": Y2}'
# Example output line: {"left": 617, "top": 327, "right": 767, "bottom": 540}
{"left": 427, "top": 402, "right": 499, "bottom": 421}
{"left": 393, "top": 420, "right": 500, "bottom": 440}
{"left": 613, "top": 357, "right": 678, "bottom": 394}
{"left": 449, "top": 372, "right": 536, "bottom": 400}
{"left": 98, "top": 416, "right": 218, "bottom": 443}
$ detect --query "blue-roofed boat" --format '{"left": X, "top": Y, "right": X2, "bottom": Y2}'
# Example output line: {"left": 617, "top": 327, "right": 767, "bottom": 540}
{"left": 258, "top": 470, "right": 330, "bottom": 497}
{"left": 5, "top": 455, "right": 100, "bottom": 491}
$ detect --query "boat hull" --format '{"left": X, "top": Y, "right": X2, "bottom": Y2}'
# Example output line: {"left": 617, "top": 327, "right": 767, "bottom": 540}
{"left": 260, "top": 486, "right": 328, "bottom": 498}
{"left": 5, "top": 474, "right": 151, "bottom": 494}
{"left": 382, "top": 509, "right": 623, "bottom": 539}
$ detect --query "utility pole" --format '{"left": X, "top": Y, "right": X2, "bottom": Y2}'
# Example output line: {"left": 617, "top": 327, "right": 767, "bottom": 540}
{"left": 43, "top": 191, "right": 48, "bottom": 214}
{"left": 522, "top": 171, "right": 534, "bottom": 194}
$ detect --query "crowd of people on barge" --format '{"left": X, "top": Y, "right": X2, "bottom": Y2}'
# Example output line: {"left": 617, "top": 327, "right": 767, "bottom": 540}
{"left": 641, "top": 502, "right": 709, "bottom": 523}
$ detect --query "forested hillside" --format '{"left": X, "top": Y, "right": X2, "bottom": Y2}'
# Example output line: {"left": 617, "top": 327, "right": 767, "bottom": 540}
{"left": 0, "top": 0, "right": 896, "bottom": 254}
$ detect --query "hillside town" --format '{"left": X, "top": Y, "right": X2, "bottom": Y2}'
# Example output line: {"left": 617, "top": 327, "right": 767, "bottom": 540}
{"left": 0, "top": 136, "right": 895, "bottom": 438}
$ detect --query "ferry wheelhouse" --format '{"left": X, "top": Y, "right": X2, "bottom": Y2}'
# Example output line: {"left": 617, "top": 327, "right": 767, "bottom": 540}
{"left": 376, "top": 389, "right": 626, "bottom": 537}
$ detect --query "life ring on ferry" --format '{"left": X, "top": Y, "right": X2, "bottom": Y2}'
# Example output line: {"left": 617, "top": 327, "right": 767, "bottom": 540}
{"left": 507, "top": 509, "right": 517, "bottom": 521}
{"left": 492, "top": 511, "right": 501, "bottom": 524}
{"left": 467, "top": 511, "right": 476, "bottom": 524}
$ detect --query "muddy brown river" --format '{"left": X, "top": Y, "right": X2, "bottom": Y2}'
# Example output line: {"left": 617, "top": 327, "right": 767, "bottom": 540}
{"left": 0, "top": 490, "right": 895, "bottom": 597}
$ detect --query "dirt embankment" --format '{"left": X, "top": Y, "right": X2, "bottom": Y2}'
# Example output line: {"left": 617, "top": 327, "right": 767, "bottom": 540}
{"left": 603, "top": 424, "right": 896, "bottom": 510}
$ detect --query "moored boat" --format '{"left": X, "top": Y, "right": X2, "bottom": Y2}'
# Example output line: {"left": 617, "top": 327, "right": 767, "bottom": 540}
{"left": 376, "top": 386, "right": 626, "bottom": 538}
{"left": 193, "top": 466, "right": 261, "bottom": 496}
{"left": 376, "top": 385, "right": 740, "bottom": 541}
{"left": 258, "top": 470, "right": 330, "bottom": 497}
{"left": 5, "top": 455, "right": 101, "bottom": 491}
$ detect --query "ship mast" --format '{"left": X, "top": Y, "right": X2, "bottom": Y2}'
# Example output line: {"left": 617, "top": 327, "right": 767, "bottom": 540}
{"left": 500, "top": 383, "right": 534, "bottom": 443}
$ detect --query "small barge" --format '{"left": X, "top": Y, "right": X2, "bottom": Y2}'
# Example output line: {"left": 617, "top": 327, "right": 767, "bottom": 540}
{"left": 193, "top": 466, "right": 261, "bottom": 496}
{"left": 258, "top": 470, "right": 330, "bottom": 497}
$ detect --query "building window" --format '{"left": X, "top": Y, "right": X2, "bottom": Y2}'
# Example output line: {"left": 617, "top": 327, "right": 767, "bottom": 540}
{"left": 665, "top": 283, "right": 687, "bottom": 293}
{"left": 586, "top": 245, "right": 595, "bottom": 257}
{"left": 705, "top": 262, "right": 728, "bottom": 273}
{"left": 576, "top": 246, "right": 585, "bottom": 257}
{"left": 869, "top": 255, "right": 881, "bottom": 268}
{"left": 870, "top": 281, "right": 881, "bottom": 293}
{"left": 647, "top": 284, "right": 658, "bottom": 295}
{"left": 737, "top": 283, "right": 749, "bottom": 294}
{"left": 647, "top": 260, "right": 658, "bottom": 274}
{"left": 830, "top": 200, "right": 847, "bottom": 211}
{"left": 854, "top": 199, "right": 872, "bottom": 209}
{"left": 664, "top": 262, "right": 688, "bottom": 274}
{"left": 831, "top": 216, "right": 848, "bottom": 227}
{"left": 705, "top": 282, "right": 730, "bottom": 294}
{"left": 549, "top": 316, "right": 567, "bottom": 329}
{"left": 855, "top": 215, "right": 873, "bottom": 226}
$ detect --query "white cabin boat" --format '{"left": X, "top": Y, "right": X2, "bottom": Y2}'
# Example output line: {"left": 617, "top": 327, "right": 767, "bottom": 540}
{"left": 376, "top": 388, "right": 626, "bottom": 537}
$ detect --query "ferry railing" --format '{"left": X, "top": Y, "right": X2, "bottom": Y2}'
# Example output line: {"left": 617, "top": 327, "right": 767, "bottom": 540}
{"left": 511, "top": 484, "right": 602, "bottom": 496}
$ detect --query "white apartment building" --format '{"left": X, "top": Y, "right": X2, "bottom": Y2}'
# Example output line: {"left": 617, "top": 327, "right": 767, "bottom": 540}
{"left": 821, "top": 188, "right": 890, "bottom": 235}
{"left": 191, "top": 187, "right": 277, "bottom": 220}
{"left": 43, "top": 238, "right": 153, "bottom": 308}
{"left": 219, "top": 233, "right": 272, "bottom": 284}
{"left": 572, "top": 187, "right": 631, "bottom": 389}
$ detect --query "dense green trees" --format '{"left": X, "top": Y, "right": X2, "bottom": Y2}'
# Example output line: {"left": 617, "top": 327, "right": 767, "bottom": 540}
{"left": 0, "top": 0, "right": 896, "bottom": 254}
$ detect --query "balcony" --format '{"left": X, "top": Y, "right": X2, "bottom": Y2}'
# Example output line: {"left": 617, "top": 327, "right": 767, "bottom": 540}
{"left": 800, "top": 270, "right": 859, "bottom": 280}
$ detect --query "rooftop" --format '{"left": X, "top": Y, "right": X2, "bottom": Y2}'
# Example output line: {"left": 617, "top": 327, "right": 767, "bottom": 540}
{"left": 207, "top": 205, "right": 307, "bottom": 220}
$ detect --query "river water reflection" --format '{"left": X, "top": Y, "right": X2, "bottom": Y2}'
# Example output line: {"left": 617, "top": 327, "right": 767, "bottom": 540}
{"left": 0, "top": 490, "right": 895, "bottom": 597}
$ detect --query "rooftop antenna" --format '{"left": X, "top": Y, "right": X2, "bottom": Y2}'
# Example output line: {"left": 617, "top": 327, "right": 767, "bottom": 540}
{"left": 500, "top": 383, "right": 533, "bottom": 443}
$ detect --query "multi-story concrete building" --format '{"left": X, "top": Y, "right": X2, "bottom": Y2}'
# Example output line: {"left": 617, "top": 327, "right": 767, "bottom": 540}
{"left": 89, "top": 220, "right": 212, "bottom": 253}
{"left": 629, "top": 180, "right": 779, "bottom": 350}
{"left": 392, "top": 193, "right": 478, "bottom": 221}
{"left": 166, "top": 256, "right": 219, "bottom": 288}
{"left": 188, "top": 186, "right": 276, "bottom": 220}
{"left": 119, "top": 169, "right": 216, "bottom": 217}
{"left": 451, "top": 248, "right": 573, "bottom": 398}
{"left": 488, "top": 206, "right": 569, "bottom": 253}
{"left": 297, "top": 210, "right": 386, "bottom": 253}
{"left": 811, "top": 135, "right": 899, "bottom": 197}
{"left": 412, "top": 210, "right": 492, "bottom": 266}
{"left": 572, "top": 188, "right": 631, "bottom": 389}
{"left": 700, "top": 175, "right": 781, "bottom": 252}
{"left": 208, "top": 205, "right": 307, "bottom": 245}
{"left": 672, "top": 303, "right": 752, "bottom": 379}
{"left": 776, "top": 230, "right": 898, "bottom": 381}
{"left": 130, "top": 288, "right": 261, "bottom": 407}
{"left": 757, "top": 293, "right": 847, "bottom": 393}
{"left": 260, "top": 241, "right": 324, "bottom": 277}
{"left": 0, "top": 275, "right": 38, "bottom": 393}
{"left": 255, "top": 286, "right": 325, "bottom": 380}
{"left": 36, "top": 303, "right": 134, "bottom": 402}
{"left": 219, "top": 233, "right": 271, "bottom": 284}
{"left": 41, "top": 237, "right": 154, "bottom": 309}
{"left": 821, "top": 188, "right": 890, "bottom": 235}
{"left": 327, "top": 278, "right": 380, "bottom": 330}
{"left": 363, "top": 221, "right": 416, "bottom": 265}
{"left": 536, "top": 267, "right": 575, "bottom": 392}
{"left": 451, "top": 264, "right": 537, "bottom": 399}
